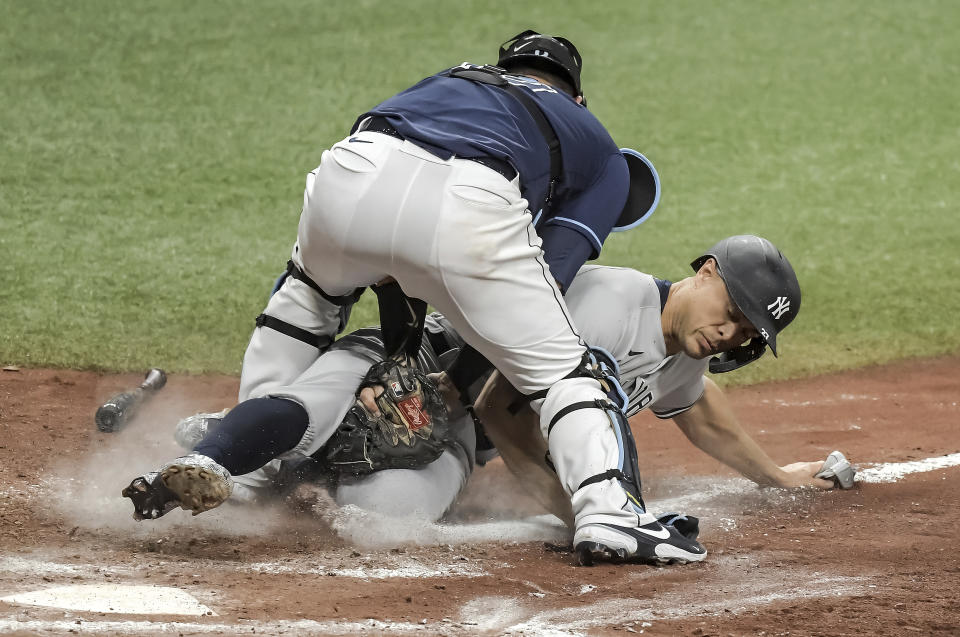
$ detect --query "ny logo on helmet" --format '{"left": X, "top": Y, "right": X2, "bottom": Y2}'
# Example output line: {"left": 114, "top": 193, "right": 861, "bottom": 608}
{"left": 767, "top": 296, "right": 790, "bottom": 320}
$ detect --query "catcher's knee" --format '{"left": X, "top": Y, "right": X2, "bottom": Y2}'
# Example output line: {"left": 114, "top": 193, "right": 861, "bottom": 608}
{"left": 538, "top": 348, "right": 628, "bottom": 437}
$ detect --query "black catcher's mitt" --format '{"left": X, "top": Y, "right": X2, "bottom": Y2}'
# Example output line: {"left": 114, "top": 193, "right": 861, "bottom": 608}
{"left": 319, "top": 359, "right": 450, "bottom": 475}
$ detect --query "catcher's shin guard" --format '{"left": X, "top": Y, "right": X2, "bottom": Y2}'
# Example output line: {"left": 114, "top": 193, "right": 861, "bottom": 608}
{"left": 540, "top": 376, "right": 650, "bottom": 525}
{"left": 540, "top": 376, "right": 706, "bottom": 565}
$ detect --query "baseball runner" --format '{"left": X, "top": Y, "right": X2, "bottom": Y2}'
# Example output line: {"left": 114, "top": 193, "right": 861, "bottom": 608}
{"left": 124, "top": 236, "right": 846, "bottom": 565}
{"left": 137, "top": 29, "right": 709, "bottom": 566}
{"left": 473, "top": 236, "right": 841, "bottom": 539}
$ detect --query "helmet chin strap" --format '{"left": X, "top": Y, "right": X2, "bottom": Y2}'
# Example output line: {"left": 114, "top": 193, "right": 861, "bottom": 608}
{"left": 708, "top": 338, "right": 767, "bottom": 374}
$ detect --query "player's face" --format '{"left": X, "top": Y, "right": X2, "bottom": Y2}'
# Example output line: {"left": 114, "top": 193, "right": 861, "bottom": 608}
{"left": 682, "top": 261, "right": 760, "bottom": 359}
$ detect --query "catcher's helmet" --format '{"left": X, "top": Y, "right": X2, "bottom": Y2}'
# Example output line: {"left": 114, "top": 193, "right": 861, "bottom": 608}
{"left": 498, "top": 29, "right": 584, "bottom": 99}
{"left": 691, "top": 235, "right": 801, "bottom": 373}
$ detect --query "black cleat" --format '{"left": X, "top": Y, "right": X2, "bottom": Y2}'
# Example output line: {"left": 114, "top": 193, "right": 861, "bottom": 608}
{"left": 121, "top": 472, "right": 179, "bottom": 521}
{"left": 158, "top": 454, "right": 233, "bottom": 516}
{"left": 574, "top": 521, "right": 707, "bottom": 566}
{"left": 656, "top": 512, "right": 701, "bottom": 541}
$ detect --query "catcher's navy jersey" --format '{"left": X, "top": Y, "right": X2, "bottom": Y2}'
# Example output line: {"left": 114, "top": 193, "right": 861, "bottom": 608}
{"left": 355, "top": 66, "right": 630, "bottom": 287}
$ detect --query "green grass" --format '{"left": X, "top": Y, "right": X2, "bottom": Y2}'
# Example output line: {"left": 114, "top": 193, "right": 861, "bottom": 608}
{"left": 2, "top": 1, "right": 958, "bottom": 383}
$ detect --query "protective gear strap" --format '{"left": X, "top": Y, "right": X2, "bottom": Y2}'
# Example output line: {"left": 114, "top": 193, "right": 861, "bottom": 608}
{"left": 285, "top": 260, "right": 365, "bottom": 307}
{"left": 372, "top": 281, "right": 428, "bottom": 362}
{"left": 578, "top": 468, "right": 627, "bottom": 491}
{"left": 546, "top": 399, "right": 606, "bottom": 435}
{"left": 255, "top": 313, "right": 332, "bottom": 350}
{"left": 511, "top": 348, "right": 626, "bottom": 414}
{"left": 448, "top": 65, "right": 563, "bottom": 208}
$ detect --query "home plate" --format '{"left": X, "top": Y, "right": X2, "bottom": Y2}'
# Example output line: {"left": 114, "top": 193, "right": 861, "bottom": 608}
{"left": 0, "top": 584, "right": 215, "bottom": 615}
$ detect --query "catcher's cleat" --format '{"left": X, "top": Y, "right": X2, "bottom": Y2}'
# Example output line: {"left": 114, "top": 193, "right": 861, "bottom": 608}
{"left": 122, "top": 472, "right": 180, "bottom": 521}
{"left": 655, "top": 512, "right": 701, "bottom": 541}
{"left": 574, "top": 521, "right": 707, "bottom": 566}
{"left": 173, "top": 409, "right": 229, "bottom": 450}
{"left": 158, "top": 453, "right": 234, "bottom": 516}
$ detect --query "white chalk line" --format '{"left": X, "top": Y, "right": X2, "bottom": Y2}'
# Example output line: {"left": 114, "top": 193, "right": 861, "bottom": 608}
{"left": 244, "top": 558, "right": 487, "bottom": 579}
{"left": 500, "top": 576, "right": 866, "bottom": 636}
{"left": 0, "top": 553, "right": 488, "bottom": 583}
{"left": 0, "top": 556, "right": 129, "bottom": 578}
{"left": 856, "top": 452, "right": 960, "bottom": 483}
{"left": 0, "top": 571, "right": 867, "bottom": 637}
{"left": 0, "top": 618, "right": 431, "bottom": 636}
{"left": 459, "top": 555, "right": 869, "bottom": 636}
{"left": 648, "top": 452, "right": 960, "bottom": 517}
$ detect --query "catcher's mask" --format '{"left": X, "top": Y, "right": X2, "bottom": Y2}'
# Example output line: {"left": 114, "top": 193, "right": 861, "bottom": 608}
{"left": 691, "top": 235, "right": 801, "bottom": 373}
{"left": 497, "top": 29, "right": 584, "bottom": 100}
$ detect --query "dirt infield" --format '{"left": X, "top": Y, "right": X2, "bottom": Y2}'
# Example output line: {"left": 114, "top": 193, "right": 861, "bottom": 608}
{"left": 1, "top": 357, "right": 958, "bottom": 635}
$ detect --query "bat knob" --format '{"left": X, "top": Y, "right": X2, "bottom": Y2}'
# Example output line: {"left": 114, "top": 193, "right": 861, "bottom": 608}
{"left": 95, "top": 394, "right": 136, "bottom": 433}
{"left": 141, "top": 368, "right": 167, "bottom": 391}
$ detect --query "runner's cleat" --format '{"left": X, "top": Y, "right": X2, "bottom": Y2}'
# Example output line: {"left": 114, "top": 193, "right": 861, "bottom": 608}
{"left": 574, "top": 521, "right": 707, "bottom": 566}
{"left": 121, "top": 472, "right": 179, "bottom": 521}
{"left": 173, "top": 409, "right": 229, "bottom": 450}
{"left": 159, "top": 454, "right": 234, "bottom": 516}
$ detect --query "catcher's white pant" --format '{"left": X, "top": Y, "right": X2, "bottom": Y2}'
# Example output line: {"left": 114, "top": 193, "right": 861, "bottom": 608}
{"left": 277, "top": 131, "right": 655, "bottom": 531}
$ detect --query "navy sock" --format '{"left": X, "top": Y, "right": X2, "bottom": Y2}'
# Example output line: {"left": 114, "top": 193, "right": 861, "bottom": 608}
{"left": 193, "top": 397, "right": 309, "bottom": 475}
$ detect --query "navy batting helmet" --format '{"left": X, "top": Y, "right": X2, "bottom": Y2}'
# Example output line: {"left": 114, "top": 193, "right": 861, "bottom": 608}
{"left": 691, "top": 235, "right": 801, "bottom": 373}
{"left": 497, "top": 29, "right": 584, "bottom": 99}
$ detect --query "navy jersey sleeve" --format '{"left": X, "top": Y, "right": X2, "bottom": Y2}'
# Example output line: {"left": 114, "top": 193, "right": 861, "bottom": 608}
{"left": 541, "top": 151, "right": 630, "bottom": 259}
{"left": 538, "top": 225, "right": 593, "bottom": 292}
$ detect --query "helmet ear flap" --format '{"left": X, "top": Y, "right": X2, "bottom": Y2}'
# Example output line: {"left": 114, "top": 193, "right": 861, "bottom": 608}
{"left": 708, "top": 338, "right": 767, "bottom": 373}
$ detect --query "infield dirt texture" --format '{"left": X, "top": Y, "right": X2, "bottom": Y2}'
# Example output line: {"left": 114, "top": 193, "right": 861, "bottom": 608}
{"left": 1, "top": 361, "right": 958, "bottom": 635}
{"left": 2, "top": 1, "right": 959, "bottom": 635}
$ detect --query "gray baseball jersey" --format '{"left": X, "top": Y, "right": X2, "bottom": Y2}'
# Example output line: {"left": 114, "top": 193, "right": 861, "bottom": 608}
{"left": 565, "top": 265, "right": 709, "bottom": 419}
